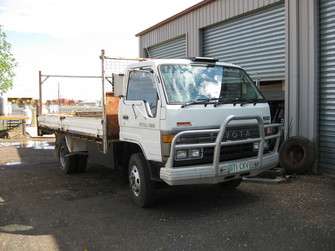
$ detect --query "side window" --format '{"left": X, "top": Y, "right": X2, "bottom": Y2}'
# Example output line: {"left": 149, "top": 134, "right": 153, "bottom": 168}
{"left": 126, "top": 70, "right": 158, "bottom": 117}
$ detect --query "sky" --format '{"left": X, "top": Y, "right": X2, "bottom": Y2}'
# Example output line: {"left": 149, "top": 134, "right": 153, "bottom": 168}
{"left": 0, "top": 0, "right": 202, "bottom": 101}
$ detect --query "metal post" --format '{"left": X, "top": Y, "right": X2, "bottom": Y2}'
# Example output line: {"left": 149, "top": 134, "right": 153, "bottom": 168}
{"left": 38, "top": 71, "right": 42, "bottom": 116}
{"left": 22, "top": 119, "right": 26, "bottom": 136}
{"left": 101, "top": 49, "right": 108, "bottom": 154}
{"left": 58, "top": 82, "right": 61, "bottom": 113}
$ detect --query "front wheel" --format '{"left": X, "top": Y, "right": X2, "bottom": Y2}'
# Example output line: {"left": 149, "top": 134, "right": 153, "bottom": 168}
{"left": 128, "top": 153, "right": 155, "bottom": 208}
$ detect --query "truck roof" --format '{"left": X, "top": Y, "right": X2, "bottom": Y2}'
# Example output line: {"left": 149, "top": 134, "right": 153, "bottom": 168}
{"left": 126, "top": 58, "right": 242, "bottom": 70}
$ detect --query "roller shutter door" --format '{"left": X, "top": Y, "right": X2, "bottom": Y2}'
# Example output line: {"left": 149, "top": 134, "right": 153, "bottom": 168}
{"left": 203, "top": 5, "right": 285, "bottom": 81}
{"left": 147, "top": 36, "right": 186, "bottom": 59}
{"left": 319, "top": 0, "right": 335, "bottom": 174}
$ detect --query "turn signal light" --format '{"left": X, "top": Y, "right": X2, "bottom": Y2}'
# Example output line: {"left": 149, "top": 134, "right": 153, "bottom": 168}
{"left": 162, "top": 135, "right": 175, "bottom": 143}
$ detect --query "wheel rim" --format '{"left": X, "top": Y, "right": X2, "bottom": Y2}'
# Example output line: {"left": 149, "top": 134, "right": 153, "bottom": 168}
{"left": 129, "top": 164, "right": 141, "bottom": 197}
{"left": 59, "top": 146, "right": 66, "bottom": 167}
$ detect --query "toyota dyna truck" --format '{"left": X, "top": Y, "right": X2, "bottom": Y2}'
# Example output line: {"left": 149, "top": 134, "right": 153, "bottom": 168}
{"left": 37, "top": 51, "right": 281, "bottom": 207}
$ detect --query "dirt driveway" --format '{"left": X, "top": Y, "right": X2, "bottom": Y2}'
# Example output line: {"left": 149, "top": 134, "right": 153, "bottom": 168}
{"left": 1, "top": 139, "right": 335, "bottom": 251}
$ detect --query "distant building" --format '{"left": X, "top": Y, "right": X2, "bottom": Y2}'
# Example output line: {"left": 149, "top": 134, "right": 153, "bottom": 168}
{"left": 77, "top": 100, "right": 100, "bottom": 107}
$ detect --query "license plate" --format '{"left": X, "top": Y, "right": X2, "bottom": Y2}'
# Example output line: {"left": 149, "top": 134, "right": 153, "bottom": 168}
{"left": 228, "top": 161, "right": 250, "bottom": 174}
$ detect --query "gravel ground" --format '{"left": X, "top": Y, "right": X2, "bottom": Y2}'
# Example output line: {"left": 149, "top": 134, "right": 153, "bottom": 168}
{"left": 0, "top": 139, "right": 335, "bottom": 251}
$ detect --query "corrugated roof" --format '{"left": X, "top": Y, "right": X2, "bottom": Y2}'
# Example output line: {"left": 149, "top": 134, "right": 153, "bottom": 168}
{"left": 135, "top": 0, "right": 216, "bottom": 37}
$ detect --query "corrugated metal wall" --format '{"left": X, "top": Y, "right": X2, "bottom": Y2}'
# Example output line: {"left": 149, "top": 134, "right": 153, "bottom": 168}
{"left": 138, "top": 0, "right": 283, "bottom": 58}
{"left": 146, "top": 36, "right": 186, "bottom": 59}
{"left": 202, "top": 4, "right": 285, "bottom": 81}
{"left": 319, "top": 0, "right": 335, "bottom": 174}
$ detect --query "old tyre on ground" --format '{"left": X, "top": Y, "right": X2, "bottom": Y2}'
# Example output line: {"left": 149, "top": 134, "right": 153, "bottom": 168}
{"left": 219, "top": 178, "right": 242, "bottom": 189}
{"left": 128, "top": 152, "right": 155, "bottom": 208}
{"left": 58, "top": 139, "right": 78, "bottom": 174}
{"left": 279, "top": 136, "right": 315, "bottom": 174}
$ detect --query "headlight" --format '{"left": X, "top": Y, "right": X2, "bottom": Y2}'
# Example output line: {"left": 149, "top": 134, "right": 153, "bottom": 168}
{"left": 190, "top": 149, "right": 201, "bottom": 158}
{"left": 175, "top": 148, "right": 202, "bottom": 160}
{"left": 176, "top": 150, "right": 188, "bottom": 159}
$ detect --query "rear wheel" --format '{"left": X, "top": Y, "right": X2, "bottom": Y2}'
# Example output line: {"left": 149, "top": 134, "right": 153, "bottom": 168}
{"left": 58, "top": 140, "right": 78, "bottom": 174}
{"left": 76, "top": 155, "right": 88, "bottom": 173}
{"left": 128, "top": 153, "right": 155, "bottom": 208}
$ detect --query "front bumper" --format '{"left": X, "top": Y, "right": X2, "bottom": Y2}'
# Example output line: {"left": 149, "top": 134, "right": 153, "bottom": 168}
{"left": 160, "top": 152, "right": 278, "bottom": 186}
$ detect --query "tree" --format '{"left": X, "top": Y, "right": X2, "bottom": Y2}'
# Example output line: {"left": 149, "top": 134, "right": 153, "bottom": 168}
{"left": 0, "top": 25, "right": 18, "bottom": 94}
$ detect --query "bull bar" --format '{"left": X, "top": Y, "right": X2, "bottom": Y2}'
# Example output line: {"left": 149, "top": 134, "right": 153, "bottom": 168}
{"left": 160, "top": 115, "right": 282, "bottom": 185}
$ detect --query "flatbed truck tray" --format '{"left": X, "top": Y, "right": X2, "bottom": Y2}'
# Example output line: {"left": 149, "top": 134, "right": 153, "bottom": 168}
{"left": 38, "top": 93, "right": 120, "bottom": 141}
{"left": 38, "top": 113, "right": 104, "bottom": 138}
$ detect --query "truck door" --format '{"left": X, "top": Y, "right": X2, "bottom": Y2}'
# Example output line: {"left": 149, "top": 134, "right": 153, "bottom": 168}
{"left": 120, "top": 69, "right": 161, "bottom": 161}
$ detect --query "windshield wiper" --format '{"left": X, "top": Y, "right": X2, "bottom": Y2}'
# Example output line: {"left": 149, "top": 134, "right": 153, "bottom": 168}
{"left": 239, "top": 98, "right": 264, "bottom": 106}
{"left": 214, "top": 98, "right": 240, "bottom": 107}
{"left": 181, "top": 97, "right": 263, "bottom": 108}
{"left": 214, "top": 98, "right": 264, "bottom": 107}
{"left": 181, "top": 98, "right": 219, "bottom": 108}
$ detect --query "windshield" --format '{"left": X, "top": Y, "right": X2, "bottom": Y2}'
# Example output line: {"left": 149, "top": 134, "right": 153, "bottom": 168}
{"left": 159, "top": 64, "right": 265, "bottom": 104}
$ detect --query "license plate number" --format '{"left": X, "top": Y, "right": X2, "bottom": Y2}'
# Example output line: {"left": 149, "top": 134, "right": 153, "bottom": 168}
{"left": 228, "top": 161, "right": 250, "bottom": 174}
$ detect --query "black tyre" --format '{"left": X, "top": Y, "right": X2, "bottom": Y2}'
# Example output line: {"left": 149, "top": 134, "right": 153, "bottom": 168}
{"left": 58, "top": 139, "right": 78, "bottom": 174}
{"left": 219, "top": 178, "right": 242, "bottom": 189}
{"left": 76, "top": 155, "right": 88, "bottom": 173}
{"left": 128, "top": 153, "right": 155, "bottom": 208}
{"left": 279, "top": 136, "right": 315, "bottom": 174}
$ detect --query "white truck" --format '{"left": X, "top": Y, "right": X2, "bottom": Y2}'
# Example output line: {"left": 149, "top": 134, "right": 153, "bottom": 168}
{"left": 38, "top": 51, "right": 281, "bottom": 207}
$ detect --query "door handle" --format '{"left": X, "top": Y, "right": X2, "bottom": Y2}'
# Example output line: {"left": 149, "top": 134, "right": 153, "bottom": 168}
{"left": 123, "top": 115, "right": 129, "bottom": 120}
